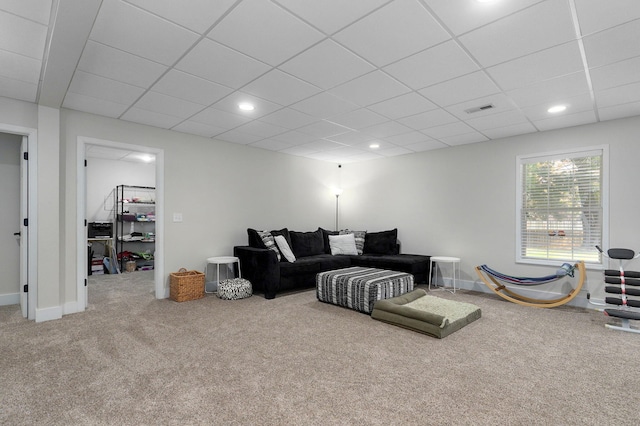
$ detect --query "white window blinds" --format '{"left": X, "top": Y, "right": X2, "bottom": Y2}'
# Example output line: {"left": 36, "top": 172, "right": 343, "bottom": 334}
{"left": 516, "top": 147, "right": 608, "bottom": 265}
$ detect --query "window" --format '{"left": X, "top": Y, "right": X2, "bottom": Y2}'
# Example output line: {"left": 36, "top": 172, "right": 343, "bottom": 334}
{"left": 516, "top": 146, "right": 608, "bottom": 266}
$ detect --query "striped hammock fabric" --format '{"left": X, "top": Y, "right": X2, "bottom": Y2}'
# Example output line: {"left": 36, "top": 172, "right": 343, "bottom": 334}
{"left": 478, "top": 263, "right": 575, "bottom": 286}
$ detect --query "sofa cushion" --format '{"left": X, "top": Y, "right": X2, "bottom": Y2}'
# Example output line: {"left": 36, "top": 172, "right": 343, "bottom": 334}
{"left": 364, "top": 228, "right": 399, "bottom": 255}
{"left": 320, "top": 227, "right": 339, "bottom": 254}
{"left": 289, "top": 229, "right": 325, "bottom": 258}
{"left": 247, "top": 228, "right": 266, "bottom": 249}
{"left": 274, "top": 235, "right": 296, "bottom": 263}
{"left": 257, "top": 230, "right": 281, "bottom": 261}
{"left": 340, "top": 229, "right": 366, "bottom": 255}
{"left": 329, "top": 234, "right": 358, "bottom": 255}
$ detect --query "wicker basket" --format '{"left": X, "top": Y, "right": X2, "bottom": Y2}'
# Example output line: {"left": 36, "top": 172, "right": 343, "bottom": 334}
{"left": 170, "top": 268, "right": 205, "bottom": 302}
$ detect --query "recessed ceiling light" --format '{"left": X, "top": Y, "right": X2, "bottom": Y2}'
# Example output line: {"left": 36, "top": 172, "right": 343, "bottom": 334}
{"left": 547, "top": 105, "right": 567, "bottom": 113}
{"left": 238, "top": 103, "right": 255, "bottom": 111}
{"left": 369, "top": 143, "right": 380, "bottom": 149}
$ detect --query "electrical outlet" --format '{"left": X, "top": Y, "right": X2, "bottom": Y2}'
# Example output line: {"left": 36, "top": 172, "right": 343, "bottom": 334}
{"left": 173, "top": 213, "right": 183, "bottom": 223}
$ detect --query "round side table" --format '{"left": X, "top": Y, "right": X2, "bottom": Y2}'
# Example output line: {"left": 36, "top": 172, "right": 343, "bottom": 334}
{"left": 205, "top": 256, "right": 241, "bottom": 293}
{"left": 428, "top": 256, "right": 461, "bottom": 293}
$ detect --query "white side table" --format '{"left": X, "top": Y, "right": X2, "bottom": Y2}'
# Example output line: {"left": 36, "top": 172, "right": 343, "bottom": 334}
{"left": 205, "top": 256, "right": 241, "bottom": 293}
{"left": 428, "top": 256, "right": 461, "bottom": 293}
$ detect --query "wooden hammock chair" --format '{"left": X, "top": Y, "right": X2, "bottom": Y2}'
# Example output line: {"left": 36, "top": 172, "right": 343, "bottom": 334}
{"left": 475, "top": 261, "right": 586, "bottom": 308}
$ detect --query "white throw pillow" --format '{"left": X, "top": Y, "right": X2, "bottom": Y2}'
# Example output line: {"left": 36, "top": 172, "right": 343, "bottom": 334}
{"left": 329, "top": 234, "right": 358, "bottom": 256}
{"left": 274, "top": 235, "right": 296, "bottom": 263}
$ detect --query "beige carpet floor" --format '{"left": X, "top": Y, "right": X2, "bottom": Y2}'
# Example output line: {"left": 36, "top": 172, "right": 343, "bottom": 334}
{"left": 1, "top": 271, "right": 640, "bottom": 425}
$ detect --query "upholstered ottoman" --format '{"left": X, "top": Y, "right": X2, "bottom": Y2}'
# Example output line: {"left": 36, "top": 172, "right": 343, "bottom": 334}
{"left": 218, "top": 278, "right": 252, "bottom": 300}
{"left": 316, "top": 267, "right": 414, "bottom": 314}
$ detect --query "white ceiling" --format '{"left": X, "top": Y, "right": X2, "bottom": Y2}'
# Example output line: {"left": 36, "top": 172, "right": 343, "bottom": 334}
{"left": 2, "top": 0, "right": 640, "bottom": 164}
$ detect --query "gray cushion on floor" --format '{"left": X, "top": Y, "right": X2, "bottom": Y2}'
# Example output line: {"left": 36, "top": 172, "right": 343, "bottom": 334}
{"left": 371, "top": 289, "right": 481, "bottom": 338}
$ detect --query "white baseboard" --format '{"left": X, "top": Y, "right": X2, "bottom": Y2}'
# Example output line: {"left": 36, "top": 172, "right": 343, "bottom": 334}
{"left": 0, "top": 293, "right": 19, "bottom": 306}
{"left": 454, "top": 278, "right": 594, "bottom": 310}
{"left": 63, "top": 300, "right": 82, "bottom": 316}
{"left": 35, "top": 305, "right": 63, "bottom": 322}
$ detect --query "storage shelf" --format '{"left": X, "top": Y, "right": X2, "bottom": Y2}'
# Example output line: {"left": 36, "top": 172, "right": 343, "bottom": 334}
{"left": 115, "top": 185, "right": 155, "bottom": 272}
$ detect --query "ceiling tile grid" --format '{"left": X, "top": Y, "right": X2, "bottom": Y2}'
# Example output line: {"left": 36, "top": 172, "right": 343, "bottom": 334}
{"left": 2, "top": 0, "right": 640, "bottom": 163}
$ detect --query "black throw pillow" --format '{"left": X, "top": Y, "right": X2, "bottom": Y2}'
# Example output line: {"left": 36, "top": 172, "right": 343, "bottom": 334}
{"left": 363, "top": 228, "right": 399, "bottom": 255}
{"left": 247, "top": 228, "right": 266, "bottom": 248}
{"left": 319, "top": 227, "right": 339, "bottom": 254}
{"left": 289, "top": 228, "right": 325, "bottom": 258}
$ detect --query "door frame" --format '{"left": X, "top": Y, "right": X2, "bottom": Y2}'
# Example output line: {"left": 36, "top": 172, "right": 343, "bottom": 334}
{"left": 1, "top": 124, "right": 38, "bottom": 320}
{"left": 76, "top": 136, "right": 165, "bottom": 310}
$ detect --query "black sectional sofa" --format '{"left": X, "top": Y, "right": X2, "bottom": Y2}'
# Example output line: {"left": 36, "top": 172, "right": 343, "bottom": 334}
{"left": 234, "top": 227, "right": 431, "bottom": 299}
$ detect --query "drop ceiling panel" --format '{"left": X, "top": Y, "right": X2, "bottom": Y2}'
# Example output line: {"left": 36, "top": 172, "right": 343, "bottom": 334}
{"left": 0, "top": 75, "right": 37, "bottom": 102}
{"left": 463, "top": 109, "right": 529, "bottom": 131}
{"left": 384, "top": 40, "right": 479, "bottom": 90}
{"left": 532, "top": 110, "right": 597, "bottom": 132}
{"left": 176, "top": 39, "right": 271, "bottom": 89}
{"left": 151, "top": 69, "right": 233, "bottom": 106}
{"left": 190, "top": 107, "right": 251, "bottom": 129}
{"left": 278, "top": 39, "right": 375, "bottom": 90}
{"left": 458, "top": 1, "right": 576, "bottom": 67}
{"left": 596, "top": 81, "right": 640, "bottom": 109}
{"left": 420, "top": 71, "right": 500, "bottom": 107}
{"left": 598, "top": 101, "right": 640, "bottom": 121}
{"left": 333, "top": 0, "right": 450, "bottom": 67}
{"left": 482, "top": 122, "right": 537, "bottom": 140}
{"left": 368, "top": 92, "right": 437, "bottom": 120}
{"left": 383, "top": 131, "right": 434, "bottom": 146}
{"left": 507, "top": 72, "right": 591, "bottom": 109}
{"left": 325, "top": 131, "right": 377, "bottom": 146}
{"left": 486, "top": 42, "right": 584, "bottom": 91}
{"left": 404, "top": 139, "right": 447, "bottom": 152}
{"left": 242, "top": 69, "right": 322, "bottom": 106}
{"left": 361, "top": 120, "right": 413, "bottom": 139}
{"left": 0, "top": 49, "right": 41, "bottom": 84}
{"left": 62, "top": 92, "right": 129, "bottom": 118}
{"left": 0, "top": 10, "right": 48, "bottom": 59}
{"left": 290, "top": 92, "right": 358, "bottom": 119}
{"left": 574, "top": 0, "right": 640, "bottom": 36}
{"left": 77, "top": 41, "right": 167, "bottom": 88}
{"left": 446, "top": 93, "right": 517, "bottom": 121}
{"left": 583, "top": 20, "right": 640, "bottom": 68}
{"left": 124, "top": 0, "right": 237, "bottom": 34}
{"left": 121, "top": 107, "right": 185, "bottom": 129}
{"left": 0, "top": 0, "right": 52, "bottom": 25}
{"left": 68, "top": 70, "right": 145, "bottom": 105}
{"left": 326, "top": 108, "right": 389, "bottom": 130}
{"left": 258, "top": 108, "right": 317, "bottom": 130}
{"left": 210, "top": 91, "right": 282, "bottom": 119}
{"left": 590, "top": 56, "right": 640, "bottom": 92}
{"left": 423, "top": 0, "right": 544, "bottom": 36}
{"left": 519, "top": 93, "right": 594, "bottom": 121}
{"left": 250, "top": 138, "right": 297, "bottom": 151}
{"left": 422, "top": 121, "right": 476, "bottom": 139}
{"left": 207, "top": 0, "right": 324, "bottom": 66}
{"left": 90, "top": 0, "right": 199, "bottom": 66}
{"left": 329, "top": 71, "right": 411, "bottom": 107}
{"left": 216, "top": 129, "right": 263, "bottom": 145}
{"left": 440, "top": 132, "right": 488, "bottom": 146}
{"left": 172, "top": 120, "right": 227, "bottom": 138}
{"left": 134, "top": 91, "right": 205, "bottom": 119}
{"left": 297, "top": 120, "right": 351, "bottom": 139}
{"left": 270, "top": 130, "right": 317, "bottom": 145}
{"left": 273, "top": 0, "right": 390, "bottom": 35}
{"left": 235, "top": 120, "right": 288, "bottom": 139}
{"left": 398, "top": 109, "right": 459, "bottom": 131}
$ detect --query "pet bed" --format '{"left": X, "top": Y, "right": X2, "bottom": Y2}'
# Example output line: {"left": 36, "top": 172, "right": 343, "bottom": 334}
{"left": 371, "top": 289, "right": 481, "bottom": 338}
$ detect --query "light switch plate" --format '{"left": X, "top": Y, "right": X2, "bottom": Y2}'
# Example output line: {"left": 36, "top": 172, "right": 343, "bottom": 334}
{"left": 173, "top": 213, "right": 183, "bottom": 223}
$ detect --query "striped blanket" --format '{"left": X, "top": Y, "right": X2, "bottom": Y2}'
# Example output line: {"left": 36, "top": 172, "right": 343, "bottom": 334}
{"left": 316, "top": 267, "right": 414, "bottom": 314}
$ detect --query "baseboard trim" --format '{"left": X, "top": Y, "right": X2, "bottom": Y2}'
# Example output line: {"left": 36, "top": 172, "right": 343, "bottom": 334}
{"left": 452, "top": 278, "right": 592, "bottom": 310}
{"left": 0, "top": 293, "right": 19, "bottom": 306}
{"left": 35, "top": 305, "right": 63, "bottom": 322}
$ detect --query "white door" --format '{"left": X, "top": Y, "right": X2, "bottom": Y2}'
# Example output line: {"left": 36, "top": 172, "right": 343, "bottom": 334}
{"left": 20, "top": 136, "right": 28, "bottom": 317}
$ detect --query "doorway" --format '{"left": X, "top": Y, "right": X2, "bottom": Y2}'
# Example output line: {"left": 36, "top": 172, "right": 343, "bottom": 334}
{"left": 76, "top": 136, "right": 165, "bottom": 311}
{"left": 0, "top": 133, "right": 21, "bottom": 306}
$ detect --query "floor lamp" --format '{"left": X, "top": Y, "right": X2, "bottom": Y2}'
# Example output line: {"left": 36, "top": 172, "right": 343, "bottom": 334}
{"left": 334, "top": 188, "right": 343, "bottom": 231}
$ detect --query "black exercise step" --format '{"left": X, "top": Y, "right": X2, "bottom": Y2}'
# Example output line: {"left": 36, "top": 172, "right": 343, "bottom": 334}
{"left": 605, "top": 277, "right": 640, "bottom": 286}
{"left": 605, "top": 297, "right": 640, "bottom": 308}
{"left": 605, "top": 270, "right": 640, "bottom": 278}
{"left": 605, "top": 286, "right": 640, "bottom": 296}
{"left": 604, "top": 309, "right": 640, "bottom": 320}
